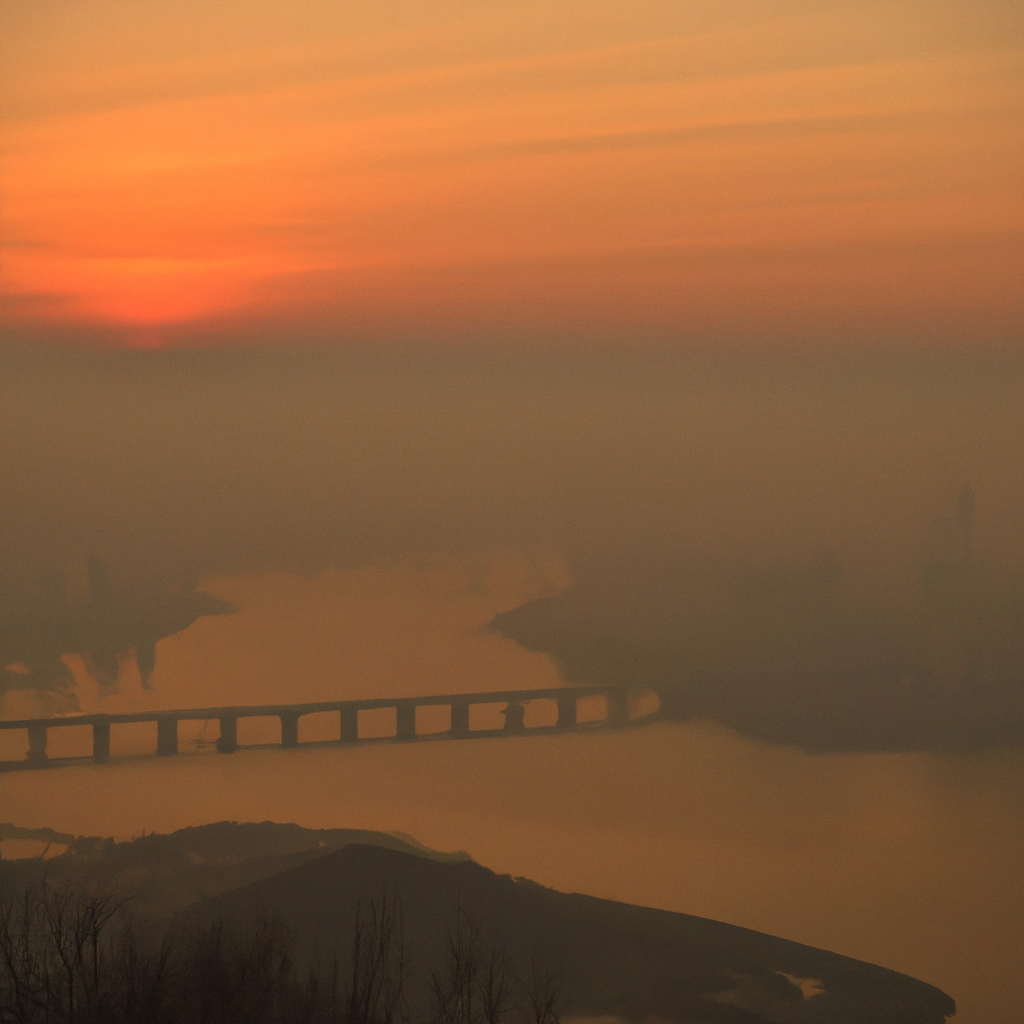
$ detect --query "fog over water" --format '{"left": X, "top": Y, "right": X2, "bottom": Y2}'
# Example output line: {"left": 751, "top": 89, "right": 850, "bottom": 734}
{"left": 2, "top": 346, "right": 1024, "bottom": 1023}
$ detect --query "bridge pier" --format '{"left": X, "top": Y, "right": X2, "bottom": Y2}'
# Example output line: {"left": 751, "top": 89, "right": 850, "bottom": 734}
{"left": 1, "top": 684, "right": 659, "bottom": 772}
{"left": 27, "top": 722, "right": 47, "bottom": 763}
{"left": 556, "top": 694, "right": 577, "bottom": 731}
{"left": 216, "top": 716, "right": 238, "bottom": 753}
{"left": 502, "top": 702, "right": 526, "bottom": 735}
{"left": 607, "top": 689, "right": 630, "bottom": 728}
{"left": 396, "top": 701, "right": 416, "bottom": 742}
{"left": 339, "top": 706, "right": 358, "bottom": 743}
{"left": 450, "top": 700, "right": 470, "bottom": 738}
{"left": 157, "top": 716, "right": 178, "bottom": 756}
{"left": 280, "top": 712, "right": 299, "bottom": 748}
{"left": 93, "top": 719, "right": 111, "bottom": 762}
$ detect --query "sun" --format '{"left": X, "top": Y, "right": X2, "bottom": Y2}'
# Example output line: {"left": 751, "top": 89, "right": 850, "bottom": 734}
{"left": 2, "top": 248, "right": 266, "bottom": 343}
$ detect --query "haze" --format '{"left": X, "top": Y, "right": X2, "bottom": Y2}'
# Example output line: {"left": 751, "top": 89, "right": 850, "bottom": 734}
{"left": 1, "top": 3, "right": 1023, "bottom": 1024}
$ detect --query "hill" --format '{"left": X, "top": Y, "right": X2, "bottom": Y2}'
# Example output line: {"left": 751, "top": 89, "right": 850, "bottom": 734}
{"left": 196, "top": 841, "right": 955, "bottom": 1024}
{"left": 0, "top": 821, "right": 469, "bottom": 914}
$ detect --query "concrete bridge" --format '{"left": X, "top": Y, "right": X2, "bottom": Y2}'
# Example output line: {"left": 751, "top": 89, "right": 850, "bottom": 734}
{"left": 0, "top": 685, "right": 659, "bottom": 772}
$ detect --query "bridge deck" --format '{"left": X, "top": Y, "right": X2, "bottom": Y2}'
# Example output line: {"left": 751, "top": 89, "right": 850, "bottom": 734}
{"left": 0, "top": 684, "right": 659, "bottom": 772}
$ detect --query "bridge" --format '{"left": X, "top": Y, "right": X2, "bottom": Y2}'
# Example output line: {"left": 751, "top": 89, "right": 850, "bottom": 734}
{"left": 0, "top": 684, "right": 660, "bottom": 772}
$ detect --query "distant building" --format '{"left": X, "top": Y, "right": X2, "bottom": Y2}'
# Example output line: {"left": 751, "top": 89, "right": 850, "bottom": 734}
{"left": 954, "top": 483, "right": 975, "bottom": 565}
{"left": 919, "top": 485, "right": 975, "bottom": 591}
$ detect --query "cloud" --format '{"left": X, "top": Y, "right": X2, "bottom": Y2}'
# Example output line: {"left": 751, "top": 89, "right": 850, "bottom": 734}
{"left": 3, "top": 0, "right": 1019, "bottom": 340}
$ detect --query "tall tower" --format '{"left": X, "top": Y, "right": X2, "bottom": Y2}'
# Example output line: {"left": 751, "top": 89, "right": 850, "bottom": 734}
{"left": 954, "top": 484, "right": 975, "bottom": 567}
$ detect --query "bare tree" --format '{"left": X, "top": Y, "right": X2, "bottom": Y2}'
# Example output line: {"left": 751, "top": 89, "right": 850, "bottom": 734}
{"left": 106, "top": 919, "right": 175, "bottom": 1024}
{"left": 523, "top": 962, "right": 561, "bottom": 1024}
{"left": 429, "top": 910, "right": 522, "bottom": 1024}
{"left": 0, "top": 883, "right": 47, "bottom": 1023}
{"left": 429, "top": 911, "right": 480, "bottom": 1024}
{"left": 0, "top": 876, "right": 564, "bottom": 1024}
{"left": 347, "top": 895, "right": 408, "bottom": 1024}
{"left": 182, "top": 912, "right": 298, "bottom": 1024}
{"left": 0, "top": 877, "right": 128, "bottom": 1024}
{"left": 477, "top": 939, "right": 516, "bottom": 1024}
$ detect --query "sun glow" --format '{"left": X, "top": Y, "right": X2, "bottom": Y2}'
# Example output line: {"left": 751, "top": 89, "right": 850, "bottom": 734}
{"left": 1, "top": 0, "right": 1021, "bottom": 344}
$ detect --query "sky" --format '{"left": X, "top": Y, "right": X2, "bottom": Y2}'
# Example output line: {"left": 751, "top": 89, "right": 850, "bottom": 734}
{"left": 1, "top": 3, "right": 1024, "bottom": 1024}
{"left": 1, "top": 0, "right": 1021, "bottom": 346}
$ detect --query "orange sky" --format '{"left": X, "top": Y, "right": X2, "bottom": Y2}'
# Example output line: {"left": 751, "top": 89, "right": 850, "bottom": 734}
{"left": 2, "top": 5, "right": 1023, "bottom": 1015}
{"left": 1, "top": 0, "right": 1021, "bottom": 345}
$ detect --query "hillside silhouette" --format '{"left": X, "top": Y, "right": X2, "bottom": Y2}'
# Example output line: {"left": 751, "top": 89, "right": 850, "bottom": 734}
{"left": 0, "top": 822, "right": 468, "bottom": 915}
{"left": 192, "top": 839, "right": 955, "bottom": 1024}
{"left": 1, "top": 823, "right": 955, "bottom": 1023}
